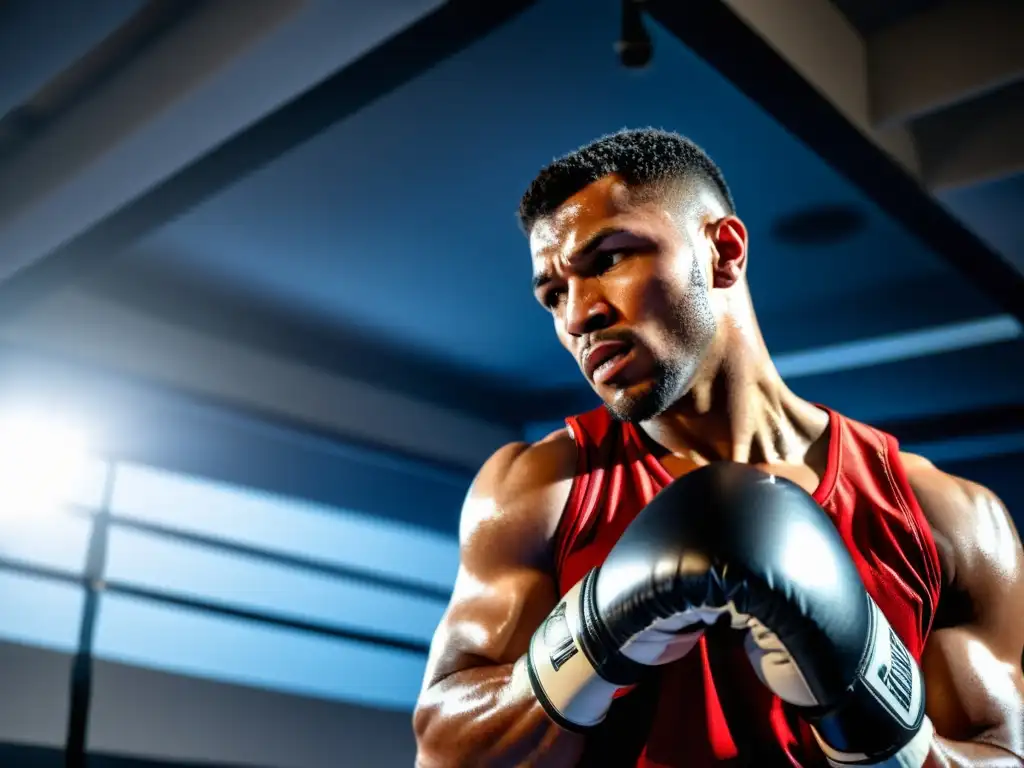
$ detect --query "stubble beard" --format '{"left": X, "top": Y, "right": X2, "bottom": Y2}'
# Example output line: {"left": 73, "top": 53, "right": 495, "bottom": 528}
{"left": 604, "top": 259, "right": 716, "bottom": 424}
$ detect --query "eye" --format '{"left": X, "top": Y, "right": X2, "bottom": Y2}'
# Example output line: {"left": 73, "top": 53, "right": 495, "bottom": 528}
{"left": 594, "top": 250, "right": 627, "bottom": 272}
{"left": 544, "top": 287, "right": 566, "bottom": 310}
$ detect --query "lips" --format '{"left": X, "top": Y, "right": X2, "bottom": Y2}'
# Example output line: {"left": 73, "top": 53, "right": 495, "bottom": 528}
{"left": 584, "top": 340, "right": 632, "bottom": 383}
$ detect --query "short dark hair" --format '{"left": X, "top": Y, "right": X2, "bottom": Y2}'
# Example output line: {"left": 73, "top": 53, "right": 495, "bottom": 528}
{"left": 517, "top": 128, "right": 735, "bottom": 233}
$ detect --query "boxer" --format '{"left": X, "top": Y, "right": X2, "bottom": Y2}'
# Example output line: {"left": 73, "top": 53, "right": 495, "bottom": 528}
{"left": 413, "top": 129, "right": 1024, "bottom": 767}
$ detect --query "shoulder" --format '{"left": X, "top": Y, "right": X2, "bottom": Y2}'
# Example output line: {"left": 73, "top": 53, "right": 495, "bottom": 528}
{"left": 458, "top": 429, "right": 578, "bottom": 570}
{"left": 898, "top": 452, "right": 1015, "bottom": 556}
{"left": 899, "top": 452, "right": 1022, "bottom": 611}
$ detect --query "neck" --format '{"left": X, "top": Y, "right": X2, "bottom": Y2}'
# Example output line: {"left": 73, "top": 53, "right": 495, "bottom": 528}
{"left": 642, "top": 312, "right": 829, "bottom": 466}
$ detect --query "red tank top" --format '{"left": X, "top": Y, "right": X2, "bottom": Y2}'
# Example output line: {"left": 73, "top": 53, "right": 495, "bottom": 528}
{"left": 554, "top": 406, "right": 943, "bottom": 767}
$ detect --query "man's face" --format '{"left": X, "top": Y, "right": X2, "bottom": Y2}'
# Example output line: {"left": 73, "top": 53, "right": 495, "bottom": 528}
{"left": 530, "top": 175, "right": 717, "bottom": 422}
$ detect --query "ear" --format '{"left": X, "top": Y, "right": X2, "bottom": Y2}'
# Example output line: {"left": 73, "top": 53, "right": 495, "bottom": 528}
{"left": 709, "top": 216, "right": 748, "bottom": 289}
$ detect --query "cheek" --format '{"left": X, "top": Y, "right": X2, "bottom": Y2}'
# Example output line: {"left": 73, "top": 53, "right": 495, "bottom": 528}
{"left": 607, "top": 261, "right": 671, "bottom": 320}
{"left": 631, "top": 261, "right": 707, "bottom": 351}
{"left": 638, "top": 275, "right": 677, "bottom": 318}
{"left": 631, "top": 267, "right": 687, "bottom": 327}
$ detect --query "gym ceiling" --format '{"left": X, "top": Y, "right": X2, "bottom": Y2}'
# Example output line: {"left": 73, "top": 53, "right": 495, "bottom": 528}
{"left": 0, "top": 0, "right": 1021, "bottom": 469}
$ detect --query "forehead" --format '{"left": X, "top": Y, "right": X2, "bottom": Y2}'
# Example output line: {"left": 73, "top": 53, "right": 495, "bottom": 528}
{"left": 529, "top": 175, "right": 636, "bottom": 260}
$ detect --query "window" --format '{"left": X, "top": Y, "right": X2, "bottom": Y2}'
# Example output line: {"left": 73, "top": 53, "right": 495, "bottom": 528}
{"left": 2, "top": 455, "right": 459, "bottom": 711}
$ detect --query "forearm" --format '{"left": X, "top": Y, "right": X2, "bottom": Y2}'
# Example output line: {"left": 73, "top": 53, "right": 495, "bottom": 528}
{"left": 414, "top": 657, "right": 584, "bottom": 768}
{"left": 927, "top": 735, "right": 1024, "bottom": 767}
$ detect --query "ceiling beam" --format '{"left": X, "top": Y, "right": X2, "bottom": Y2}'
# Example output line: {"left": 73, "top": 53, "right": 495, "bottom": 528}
{"left": 0, "top": 0, "right": 308, "bottom": 280}
{"left": 76, "top": 257, "right": 534, "bottom": 428}
{"left": 868, "top": 0, "right": 1024, "bottom": 127}
{"left": 772, "top": 315, "right": 1021, "bottom": 378}
{"left": 912, "top": 432, "right": 1024, "bottom": 465}
{"left": 914, "top": 82, "right": 1024, "bottom": 192}
{"left": 885, "top": 403, "right": 1024, "bottom": 465}
{"left": 645, "top": 0, "right": 1024, "bottom": 326}
{"left": 880, "top": 403, "right": 1024, "bottom": 446}
{"left": 0, "top": 1, "right": 203, "bottom": 167}
{"left": 0, "top": 0, "right": 156, "bottom": 120}
{"left": 0, "top": 291, "right": 517, "bottom": 473}
{"left": 712, "top": 0, "right": 919, "bottom": 173}
{"left": 0, "top": 0, "right": 537, "bottom": 320}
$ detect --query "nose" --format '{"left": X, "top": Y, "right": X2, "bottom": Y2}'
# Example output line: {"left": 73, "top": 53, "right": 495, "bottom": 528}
{"left": 564, "top": 278, "right": 613, "bottom": 338}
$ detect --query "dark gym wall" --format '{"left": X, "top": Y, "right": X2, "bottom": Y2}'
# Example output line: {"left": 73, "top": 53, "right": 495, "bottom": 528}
{"left": 0, "top": 642, "right": 419, "bottom": 768}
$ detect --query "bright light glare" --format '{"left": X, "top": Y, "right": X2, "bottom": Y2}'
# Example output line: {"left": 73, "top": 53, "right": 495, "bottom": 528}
{"left": 0, "top": 412, "right": 90, "bottom": 519}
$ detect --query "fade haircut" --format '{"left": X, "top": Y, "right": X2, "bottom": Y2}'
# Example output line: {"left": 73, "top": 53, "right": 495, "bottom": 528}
{"left": 517, "top": 128, "right": 735, "bottom": 234}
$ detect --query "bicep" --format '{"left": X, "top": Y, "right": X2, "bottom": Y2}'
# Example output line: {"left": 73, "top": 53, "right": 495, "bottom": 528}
{"left": 923, "top": 624, "right": 1024, "bottom": 751}
{"left": 917, "top": 474, "right": 1024, "bottom": 755}
{"left": 421, "top": 440, "right": 569, "bottom": 688}
{"left": 422, "top": 561, "right": 559, "bottom": 689}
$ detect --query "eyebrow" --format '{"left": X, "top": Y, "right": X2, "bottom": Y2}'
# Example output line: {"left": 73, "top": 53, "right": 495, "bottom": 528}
{"left": 531, "top": 227, "right": 627, "bottom": 293}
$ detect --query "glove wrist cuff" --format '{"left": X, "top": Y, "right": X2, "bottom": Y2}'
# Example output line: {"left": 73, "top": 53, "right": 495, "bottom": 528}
{"left": 814, "top": 715, "right": 934, "bottom": 768}
{"left": 526, "top": 573, "right": 626, "bottom": 730}
{"left": 807, "top": 597, "right": 928, "bottom": 765}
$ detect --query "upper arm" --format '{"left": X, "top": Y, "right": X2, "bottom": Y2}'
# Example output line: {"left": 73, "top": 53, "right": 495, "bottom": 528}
{"left": 903, "top": 455, "right": 1024, "bottom": 756}
{"left": 419, "top": 435, "right": 576, "bottom": 692}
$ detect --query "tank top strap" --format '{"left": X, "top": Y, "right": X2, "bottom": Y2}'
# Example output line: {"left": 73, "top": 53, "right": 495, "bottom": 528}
{"left": 556, "top": 408, "right": 669, "bottom": 590}
{"left": 820, "top": 406, "right": 944, "bottom": 649}
{"left": 556, "top": 408, "right": 621, "bottom": 578}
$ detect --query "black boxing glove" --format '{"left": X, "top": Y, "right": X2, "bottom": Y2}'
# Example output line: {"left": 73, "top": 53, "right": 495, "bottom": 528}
{"left": 599, "top": 462, "right": 932, "bottom": 767}
{"left": 526, "top": 522, "right": 712, "bottom": 729}
{"left": 526, "top": 564, "right": 705, "bottom": 731}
